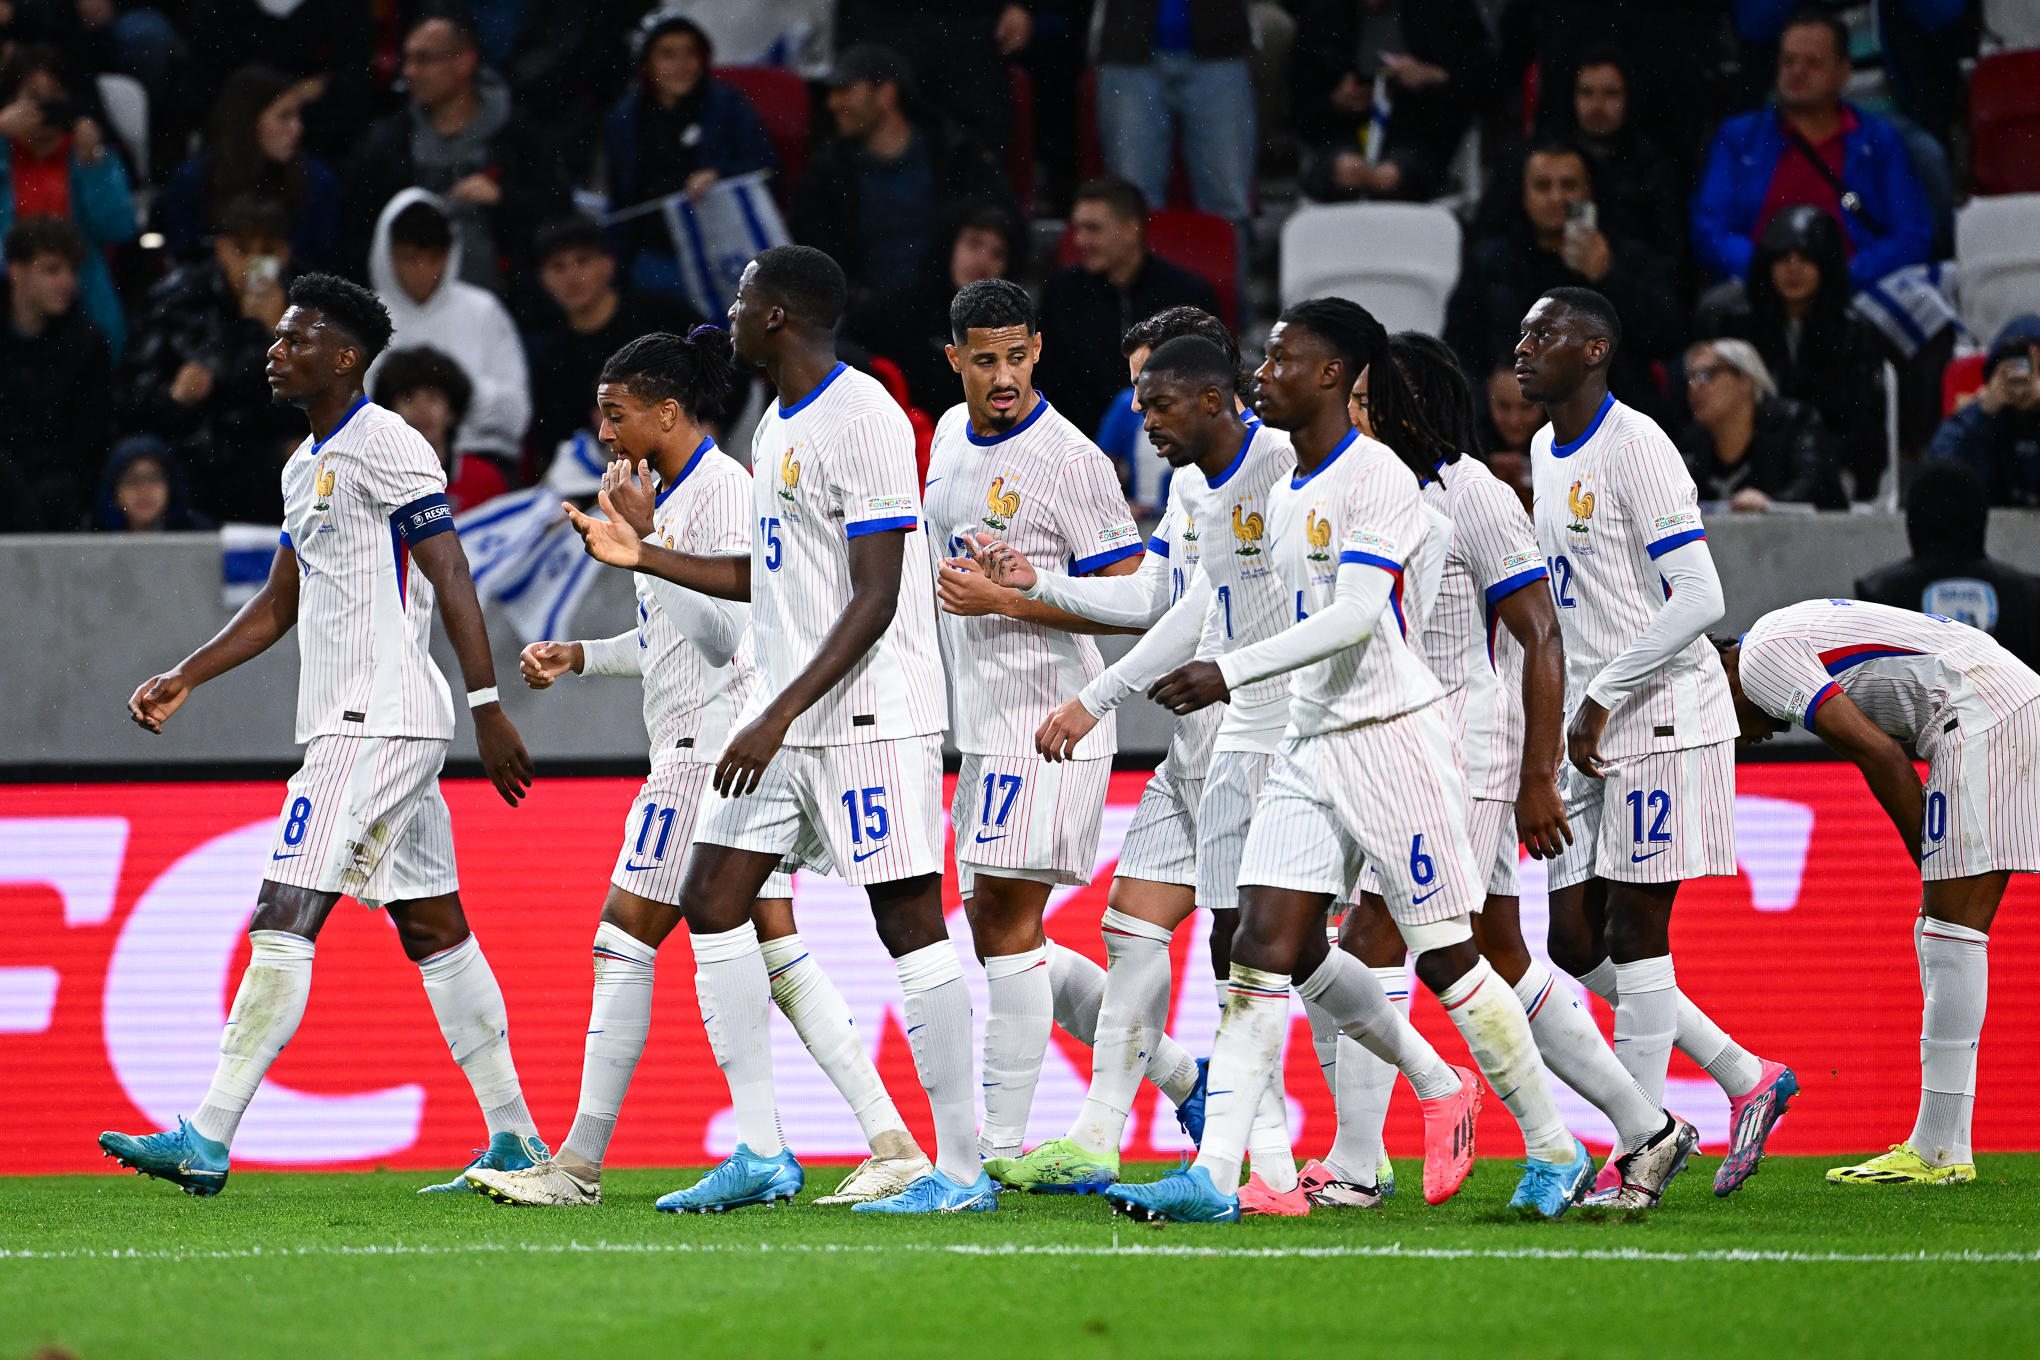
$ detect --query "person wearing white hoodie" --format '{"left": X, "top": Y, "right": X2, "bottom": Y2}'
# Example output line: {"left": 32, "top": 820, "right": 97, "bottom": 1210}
{"left": 368, "top": 188, "right": 531, "bottom": 476}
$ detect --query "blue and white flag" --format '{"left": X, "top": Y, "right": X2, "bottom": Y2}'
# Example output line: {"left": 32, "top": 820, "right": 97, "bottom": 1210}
{"left": 220, "top": 522, "right": 282, "bottom": 609}
{"left": 631, "top": 171, "right": 789, "bottom": 321}
{"left": 455, "top": 431, "right": 611, "bottom": 643}
{"left": 1854, "top": 260, "right": 1962, "bottom": 359}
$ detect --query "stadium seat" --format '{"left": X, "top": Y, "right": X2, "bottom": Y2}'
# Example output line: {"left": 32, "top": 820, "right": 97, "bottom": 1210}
{"left": 1955, "top": 193, "right": 2040, "bottom": 346}
{"left": 95, "top": 73, "right": 148, "bottom": 186}
{"left": 1279, "top": 201, "right": 1462, "bottom": 335}
{"left": 1056, "top": 208, "right": 1241, "bottom": 328}
{"left": 1970, "top": 50, "right": 2040, "bottom": 196}
{"left": 716, "top": 65, "right": 811, "bottom": 194}
{"left": 1008, "top": 64, "right": 1035, "bottom": 212}
{"left": 1942, "top": 351, "right": 1986, "bottom": 416}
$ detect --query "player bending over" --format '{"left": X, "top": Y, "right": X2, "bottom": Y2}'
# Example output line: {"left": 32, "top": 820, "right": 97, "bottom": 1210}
{"left": 566, "top": 246, "right": 984, "bottom": 1214}
{"left": 1516, "top": 287, "right": 1795, "bottom": 1200}
{"left": 1723, "top": 599, "right": 2040, "bottom": 1186}
{"left": 101, "top": 274, "right": 545, "bottom": 1196}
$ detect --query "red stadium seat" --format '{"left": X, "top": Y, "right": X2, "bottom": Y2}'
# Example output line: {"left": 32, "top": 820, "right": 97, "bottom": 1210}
{"left": 865, "top": 355, "right": 936, "bottom": 485}
{"left": 716, "top": 65, "right": 813, "bottom": 194}
{"left": 1970, "top": 51, "right": 2040, "bottom": 196}
{"left": 1056, "top": 208, "right": 1239, "bottom": 328}
{"left": 1008, "top": 64, "right": 1036, "bottom": 212}
{"left": 1942, "top": 351, "right": 1986, "bottom": 416}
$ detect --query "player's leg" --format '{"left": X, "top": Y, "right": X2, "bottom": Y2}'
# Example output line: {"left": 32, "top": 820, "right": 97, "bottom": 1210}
{"left": 964, "top": 871, "right": 1056, "bottom": 1159}
{"left": 1042, "top": 903, "right": 1200, "bottom": 1111}
{"left": 1299, "top": 891, "right": 1407, "bottom": 1203}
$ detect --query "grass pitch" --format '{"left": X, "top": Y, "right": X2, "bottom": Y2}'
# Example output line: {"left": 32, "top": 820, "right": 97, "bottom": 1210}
{"left": 3, "top": 1156, "right": 2037, "bottom": 1359}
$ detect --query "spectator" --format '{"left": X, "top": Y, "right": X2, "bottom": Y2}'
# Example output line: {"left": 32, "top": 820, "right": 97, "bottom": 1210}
{"left": 121, "top": 194, "right": 307, "bottom": 526}
{"left": 1691, "top": 8, "right": 1932, "bottom": 292}
{"left": 523, "top": 213, "right": 704, "bottom": 461}
{"left": 1676, "top": 338, "right": 1845, "bottom": 511}
{"left": 1091, "top": 0, "right": 1256, "bottom": 228}
{"left": 1706, "top": 204, "right": 1889, "bottom": 499}
{"left": 1856, "top": 460, "right": 2040, "bottom": 672}
{"left": 1926, "top": 321, "right": 2040, "bottom": 508}
{"left": 1445, "top": 140, "right": 1680, "bottom": 421}
{"left": 604, "top": 12, "right": 779, "bottom": 296}
{"left": 157, "top": 64, "right": 345, "bottom": 273}
{"left": 180, "top": 0, "right": 377, "bottom": 163}
{"left": 89, "top": 438, "right": 215, "bottom": 533}
{"left": 370, "top": 345, "right": 483, "bottom": 508}
{"left": 0, "top": 214, "right": 110, "bottom": 529}
{"left": 347, "top": 13, "right": 571, "bottom": 295}
{"left": 1034, "top": 175, "right": 1222, "bottom": 437}
{"left": 368, "top": 190, "right": 532, "bottom": 497}
{"left": 837, "top": 0, "right": 1027, "bottom": 160}
{"left": 0, "top": 44, "right": 135, "bottom": 359}
{"left": 1482, "top": 359, "right": 1541, "bottom": 512}
{"left": 1561, "top": 44, "right": 1685, "bottom": 279}
{"left": 1292, "top": 0, "right": 1493, "bottom": 204}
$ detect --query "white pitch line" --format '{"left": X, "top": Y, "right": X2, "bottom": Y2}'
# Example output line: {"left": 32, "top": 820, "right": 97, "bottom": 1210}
{"left": 1, "top": 1241, "right": 2037, "bottom": 1266}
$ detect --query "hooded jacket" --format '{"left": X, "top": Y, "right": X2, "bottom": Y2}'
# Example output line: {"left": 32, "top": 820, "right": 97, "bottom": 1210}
{"left": 368, "top": 187, "right": 532, "bottom": 464}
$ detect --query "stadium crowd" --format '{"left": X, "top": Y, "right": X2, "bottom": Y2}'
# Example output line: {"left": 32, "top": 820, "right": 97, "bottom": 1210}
{"left": 0, "top": 0, "right": 2036, "bottom": 543}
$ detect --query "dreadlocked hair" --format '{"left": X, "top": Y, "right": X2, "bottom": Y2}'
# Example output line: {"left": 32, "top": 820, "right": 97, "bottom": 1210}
{"left": 1279, "top": 297, "right": 1455, "bottom": 479}
{"left": 1388, "top": 331, "right": 1478, "bottom": 469}
{"left": 598, "top": 325, "right": 738, "bottom": 421}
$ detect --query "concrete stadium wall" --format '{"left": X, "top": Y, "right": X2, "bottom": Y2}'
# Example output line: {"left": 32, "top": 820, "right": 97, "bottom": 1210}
{"left": 4, "top": 511, "right": 2037, "bottom": 767}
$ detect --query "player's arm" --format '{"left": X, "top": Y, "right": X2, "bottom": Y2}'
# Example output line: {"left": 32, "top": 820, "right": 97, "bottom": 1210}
{"left": 1569, "top": 534, "right": 1725, "bottom": 777}
{"left": 562, "top": 485, "right": 751, "bottom": 602}
{"left": 409, "top": 524, "right": 535, "bottom": 807}
{"left": 975, "top": 531, "right": 1174, "bottom": 629}
{"left": 1494, "top": 579, "right": 1572, "bottom": 858}
{"left": 1039, "top": 570, "right": 1211, "bottom": 759}
{"left": 521, "top": 631, "right": 643, "bottom": 689}
{"left": 940, "top": 537, "right": 1144, "bottom": 633}
{"left": 1810, "top": 689, "right": 1926, "bottom": 864}
{"left": 128, "top": 535, "right": 301, "bottom": 734}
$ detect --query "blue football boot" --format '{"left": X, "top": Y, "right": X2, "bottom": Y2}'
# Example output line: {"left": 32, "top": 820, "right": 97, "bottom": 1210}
{"left": 99, "top": 1118, "right": 229, "bottom": 1197}
{"left": 1174, "top": 1058, "right": 1210, "bottom": 1147}
{"left": 418, "top": 1131, "right": 551, "bottom": 1194}
{"left": 656, "top": 1144, "right": 805, "bottom": 1212}
{"left": 1102, "top": 1163, "right": 1241, "bottom": 1224}
{"left": 1508, "top": 1136, "right": 1595, "bottom": 1220}
{"left": 851, "top": 1167, "right": 1000, "bottom": 1213}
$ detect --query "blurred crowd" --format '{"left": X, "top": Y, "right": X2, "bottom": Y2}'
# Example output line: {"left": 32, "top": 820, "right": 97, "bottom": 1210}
{"left": 0, "top": 0, "right": 2036, "bottom": 536}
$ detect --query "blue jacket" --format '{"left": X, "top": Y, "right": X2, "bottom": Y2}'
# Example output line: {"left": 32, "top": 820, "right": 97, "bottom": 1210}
{"left": 155, "top": 154, "right": 347, "bottom": 274}
{"left": 1928, "top": 402, "right": 2040, "bottom": 509}
{"left": 1691, "top": 103, "right": 1932, "bottom": 291}
{"left": 603, "top": 80, "right": 779, "bottom": 230}
{"left": 0, "top": 139, "right": 137, "bottom": 359}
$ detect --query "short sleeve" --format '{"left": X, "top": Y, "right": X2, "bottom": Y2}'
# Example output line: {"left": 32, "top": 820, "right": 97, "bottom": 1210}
{"left": 1055, "top": 445, "right": 1143, "bottom": 574}
{"left": 1460, "top": 476, "right": 1546, "bottom": 610}
{"left": 1739, "top": 628, "right": 1838, "bottom": 730}
{"left": 1336, "top": 459, "right": 1426, "bottom": 576}
{"left": 1617, "top": 428, "right": 1709, "bottom": 561}
{"left": 827, "top": 410, "right": 922, "bottom": 538}
{"left": 353, "top": 417, "right": 455, "bottom": 547}
{"left": 685, "top": 466, "right": 754, "bottom": 557}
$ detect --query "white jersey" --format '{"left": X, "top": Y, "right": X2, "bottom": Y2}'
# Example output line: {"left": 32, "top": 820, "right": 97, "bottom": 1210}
{"left": 1144, "top": 479, "right": 1223, "bottom": 775}
{"left": 1530, "top": 395, "right": 1736, "bottom": 758}
{"left": 1267, "top": 429, "right": 1442, "bottom": 736}
{"left": 748, "top": 362, "right": 947, "bottom": 746}
{"left": 279, "top": 399, "right": 456, "bottom": 743}
{"left": 1739, "top": 598, "right": 2040, "bottom": 761}
{"left": 1421, "top": 456, "right": 1548, "bottom": 801}
{"left": 924, "top": 397, "right": 1141, "bottom": 758}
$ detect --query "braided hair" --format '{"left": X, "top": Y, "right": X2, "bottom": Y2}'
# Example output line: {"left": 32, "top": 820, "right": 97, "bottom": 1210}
{"left": 1278, "top": 297, "right": 1456, "bottom": 479}
{"left": 1387, "top": 331, "right": 1479, "bottom": 470}
{"left": 598, "top": 325, "right": 738, "bottom": 421}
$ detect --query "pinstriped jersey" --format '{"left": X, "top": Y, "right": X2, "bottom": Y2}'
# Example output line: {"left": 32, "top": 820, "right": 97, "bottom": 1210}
{"left": 1530, "top": 395, "right": 1736, "bottom": 758}
{"left": 925, "top": 397, "right": 1141, "bottom": 757}
{"left": 279, "top": 399, "right": 455, "bottom": 743}
{"left": 1144, "top": 477, "right": 1222, "bottom": 775}
{"left": 1738, "top": 598, "right": 2040, "bottom": 761}
{"left": 1421, "top": 455, "right": 1548, "bottom": 800}
{"left": 1269, "top": 429, "right": 1442, "bottom": 735}
{"left": 749, "top": 363, "right": 947, "bottom": 746}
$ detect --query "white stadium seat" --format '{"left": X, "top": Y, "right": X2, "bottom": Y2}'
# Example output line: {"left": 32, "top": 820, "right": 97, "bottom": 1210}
{"left": 1955, "top": 192, "right": 2040, "bottom": 345}
{"left": 95, "top": 73, "right": 149, "bottom": 186}
{"left": 1279, "top": 201, "right": 1463, "bottom": 336}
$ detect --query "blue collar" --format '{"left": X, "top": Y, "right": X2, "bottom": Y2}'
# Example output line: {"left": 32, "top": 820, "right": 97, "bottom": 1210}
{"left": 655, "top": 436, "right": 715, "bottom": 508}
{"left": 778, "top": 361, "right": 847, "bottom": 418}
{"left": 1291, "top": 426, "right": 1357, "bottom": 489}
{"left": 1550, "top": 393, "right": 1615, "bottom": 459}
{"left": 312, "top": 396, "right": 370, "bottom": 455}
{"left": 965, "top": 393, "right": 1050, "bottom": 446}
{"left": 1205, "top": 422, "right": 1255, "bottom": 489}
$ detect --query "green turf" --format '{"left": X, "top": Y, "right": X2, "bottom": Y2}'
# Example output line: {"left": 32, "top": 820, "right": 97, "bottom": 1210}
{"left": 4, "top": 1156, "right": 2037, "bottom": 1359}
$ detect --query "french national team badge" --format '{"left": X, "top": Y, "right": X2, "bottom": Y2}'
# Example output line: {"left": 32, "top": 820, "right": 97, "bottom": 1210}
{"left": 1231, "top": 503, "right": 1264, "bottom": 556}
{"left": 778, "top": 446, "right": 801, "bottom": 514}
{"left": 983, "top": 476, "right": 1019, "bottom": 532}
{"left": 1305, "top": 507, "right": 1333, "bottom": 563}
{"left": 313, "top": 460, "right": 336, "bottom": 513}
{"left": 1566, "top": 477, "right": 1595, "bottom": 535}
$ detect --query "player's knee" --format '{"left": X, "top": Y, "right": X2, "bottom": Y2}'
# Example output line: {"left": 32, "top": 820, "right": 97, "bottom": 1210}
{"left": 1411, "top": 937, "right": 1481, "bottom": 994}
{"left": 249, "top": 884, "right": 332, "bottom": 940}
{"left": 1206, "top": 907, "right": 1239, "bottom": 977}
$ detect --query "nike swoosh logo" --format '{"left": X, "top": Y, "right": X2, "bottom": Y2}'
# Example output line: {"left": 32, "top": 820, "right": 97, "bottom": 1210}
{"left": 924, "top": 477, "right": 942, "bottom": 486}
{"left": 1411, "top": 885, "right": 1444, "bottom": 905}
{"left": 1630, "top": 848, "right": 1667, "bottom": 863}
{"left": 1920, "top": 847, "right": 1941, "bottom": 860}
{"left": 622, "top": 863, "right": 659, "bottom": 872}
{"left": 973, "top": 831, "right": 1007, "bottom": 844}
{"left": 270, "top": 852, "right": 302, "bottom": 861}
{"left": 852, "top": 845, "right": 887, "bottom": 863}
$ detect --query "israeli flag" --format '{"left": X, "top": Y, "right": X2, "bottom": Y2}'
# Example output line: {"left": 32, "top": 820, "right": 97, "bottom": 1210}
{"left": 220, "top": 522, "right": 282, "bottom": 609}
{"left": 1853, "top": 260, "right": 1962, "bottom": 359}
{"left": 455, "top": 431, "right": 612, "bottom": 643}
{"left": 643, "top": 172, "right": 790, "bottom": 320}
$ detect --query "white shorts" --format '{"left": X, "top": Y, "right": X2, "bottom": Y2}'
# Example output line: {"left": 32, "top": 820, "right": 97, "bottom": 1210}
{"left": 1546, "top": 741, "right": 1738, "bottom": 892}
{"left": 265, "top": 735, "right": 457, "bottom": 907}
{"left": 1236, "top": 708, "right": 1481, "bottom": 941}
{"left": 1196, "top": 750, "right": 1274, "bottom": 912}
{"left": 1116, "top": 755, "right": 1205, "bottom": 889}
{"left": 952, "top": 752, "right": 1110, "bottom": 896}
{"left": 694, "top": 735, "right": 944, "bottom": 888}
{"left": 1358, "top": 795, "right": 1519, "bottom": 903}
{"left": 610, "top": 761, "right": 796, "bottom": 904}
{"left": 1922, "top": 698, "right": 2040, "bottom": 881}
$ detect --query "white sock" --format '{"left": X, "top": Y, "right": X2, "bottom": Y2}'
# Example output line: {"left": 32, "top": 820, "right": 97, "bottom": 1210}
{"left": 1296, "top": 950, "right": 1458, "bottom": 1098}
{"left": 979, "top": 945, "right": 1052, "bottom": 1158}
{"left": 191, "top": 930, "right": 315, "bottom": 1147}
{"left": 416, "top": 934, "right": 536, "bottom": 1138}
{"left": 1580, "top": 954, "right": 1760, "bottom": 1099}
{"left": 1911, "top": 917, "right": 1988, "bottom": 1167}
{"left": 1514, "top": 961, "right": 1661, "bottom": 1153}
{"left": 692, "top": 921, "right": 783, "bottom": 1158}
{"left": 1612, "top": 955, "right": 1679, "bottom": 1108}
{"left": 1323, "top": 965, "right": 1408, "bottom": 1182}
{"left": 1438, "top": 956, "right": 1574, "bottom": 1163}
{"left": 1049, "top": 940, "right": 1199, "bottom": 1104}
{"left": 1070, "top": 910, "right": 1175, "bottom": 1155}
{"left": 560, "top": 922, "right": 658, "bottom": 1172}
{"left": 1578, "top": 957, "right": 1618, "bottom": 1005}
{"left": 1246, "top": 1067, "right": 1299, "bottom": 1191}
{"left": 1191, "top": 965, "right": 1292, "bottom": 1191}
{"left": 895, "top": 941, "right": 979, "bottom": 1184}
{"left": 761, "top": 932, "right": 914, "bottom": 1156}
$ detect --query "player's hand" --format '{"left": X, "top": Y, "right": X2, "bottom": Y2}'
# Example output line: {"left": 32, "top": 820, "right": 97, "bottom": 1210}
{"left": 519, "top": 640, "right": 582, "bottom": 689}
{"left": 602, "top": 458, "right": 657, "bottom": 539}
{"left": 1149, "top": 660, "right": 1230, "bottom": 715}
{"left": 128, "top": 671, "right": 192, "bottom": 734}
{"left": 938, "top": 550, "right": 1017, "bottom": 617}
{"left": 715, "top": 708, "right": 788, "bottom": 798}
{"left": 473, "top": 703, "right": 535, "bottom": 806}
{"left": 1515, "top": 773, "right": 1572, "bottom": 860}
{"left": 564, "top": 500, "right": 644, "bottom": 570}
{"left": 1035, "top": 698, "right": 1099, "bottom": 761}
{"left": 1566, "top": 698, "right": 1611, "bottom": 779}
{"left": 967, "top": 529, "right": 1039, "bottom": 592}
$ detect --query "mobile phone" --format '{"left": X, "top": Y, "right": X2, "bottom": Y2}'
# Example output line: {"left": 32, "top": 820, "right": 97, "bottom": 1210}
{"left": 1564, "top": 199, "right": 1598, "bottom": 232}
{"left": 245, "top": 255, "right": 281, "bottom": 289}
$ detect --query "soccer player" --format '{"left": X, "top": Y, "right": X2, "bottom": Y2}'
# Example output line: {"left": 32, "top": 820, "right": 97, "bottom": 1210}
{"left": 100, "top": 274, "right": 545, "bottom": 1196}
{"left": 922, "top": 279, "right": 1147, "bottom": 1161}
{"left": 1514, "top": 286, "right": 1795, "bottom": 1201}
{"left": 563, "top": 246, "right": 985, "bottom": 1213}
{"left": 465, "top": 330, "right": 930, "bottom": 1207}
{"left": 1102, "top": 298, "right": 1593, "bottom": 1224}
{"left": 1328, "top": 334, "right": 1692, "bottom": 1210}
{"left": 1722, "top": 599, "right": 2040, "bottom": 1185}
